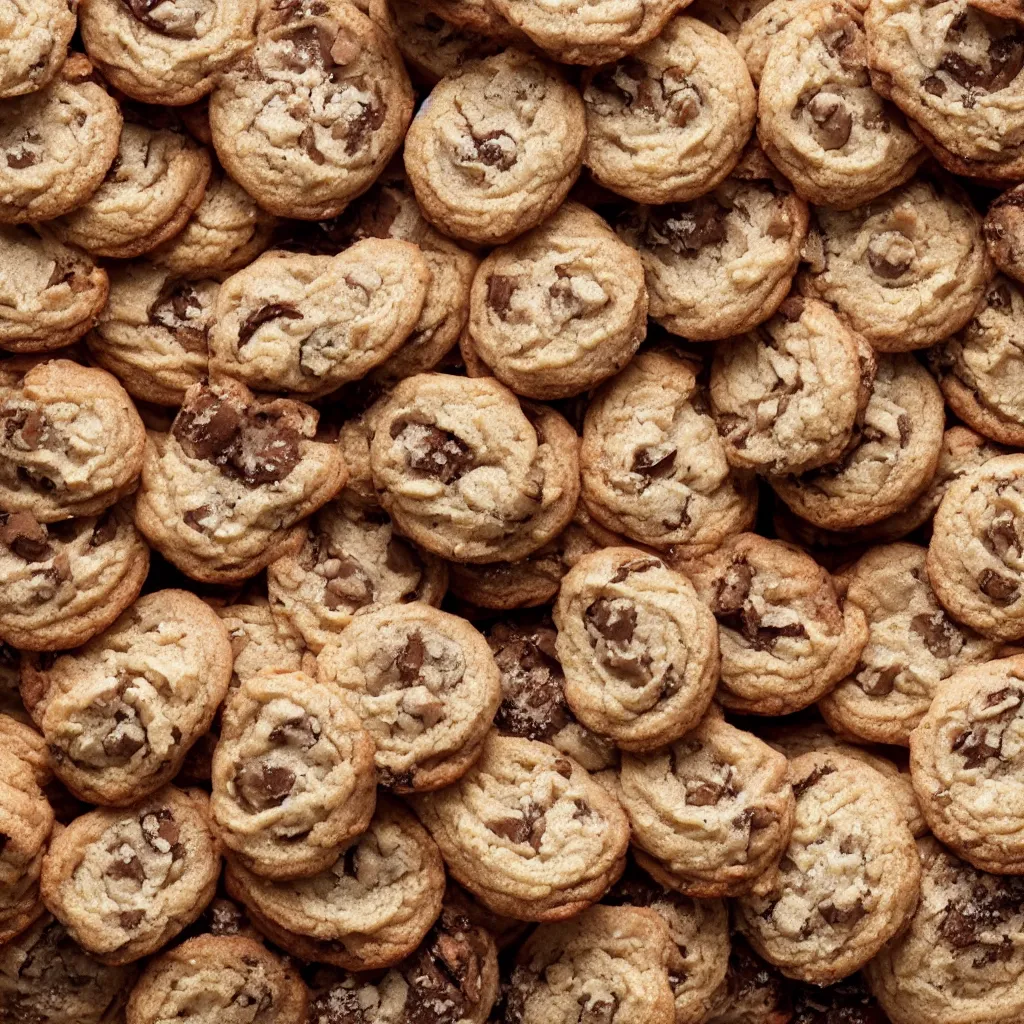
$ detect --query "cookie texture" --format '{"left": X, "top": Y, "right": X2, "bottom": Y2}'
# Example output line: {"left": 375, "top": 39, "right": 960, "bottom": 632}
{"left": 0, "top": 0, "right": 77, "bottom": 99}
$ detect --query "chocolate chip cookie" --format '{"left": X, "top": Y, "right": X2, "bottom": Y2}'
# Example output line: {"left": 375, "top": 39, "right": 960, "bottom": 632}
{"left": 468, "top": 201, "right": 647, "bottom": 399}
{"left": 0, "top": 502, "right": 150, "bottom": 652}
{"left": 225, "top": 797, "right": 446, "bottom": 971}
{"left": 580, "top": 350, "right": 758, "bottom": 555}
{"left": 984, "top": 181, "right": 1024, "bottom": 283}
{"left": 553, "top": 548, "right": 720, "bottom": 751}
{"left": 210, "top": 0, "right": 413, "bottom": 220}
{"left": 411, "top": 733, "right": 630, "bottom": 921}
{"left": 770, "top": 353, "right": 946, "bottom": 530}
{"left": 404, "top": 49, "right": 586, "bottom": 245}
{"left": 0, "top": 0, "right": 78, "bottom": 99}
{"left": 23, "top": 589, "right": 233, "bottom": 806}
{"left": 820, "top": 542, "right": 1007, "bottom": 745}
{"left": 0, "top": 226, "right": 109, "bottom": 354}
{"left": 804, "top": 175, "right": 993, "bottom": 352}
{"left": 316, "top": 603, "right": 501, "bottom": 792}
{"left": 736, "top": 751, "right": 921, "bottom": 985}
{"left": 620, "top": 711, "right": 796, "bottom": 898}
{"left": 581, "top": 16, "right": 756, "bottom": 204}
{"left": 134, "top": 379, "right": 347, "bottom": 583}
{"left": 0, "top": 358, "right": 146, "bottom": 523}
{"left": 370, "top": 374, "right": 580, "bottom": 563}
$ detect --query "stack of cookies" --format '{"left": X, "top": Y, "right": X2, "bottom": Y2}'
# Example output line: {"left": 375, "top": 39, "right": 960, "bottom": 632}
{"left": 3, "top": 1, "right": 1024, "bottom": 1023}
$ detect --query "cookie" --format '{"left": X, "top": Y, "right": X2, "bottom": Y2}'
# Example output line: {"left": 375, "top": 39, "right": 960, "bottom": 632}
{"left": 369, "top": 374, "right": 580, "bottom": 563}
{"left": 79, "top": 0, "right": 258, "bottom": 106}
{"left": 819, "top": 543, "right": 1007, "bottom": 746}
{"left": 489, "top": 0, "right": 687, "bottom": 64}
{"left": 769, "top": 354, "right": 945, "bottom": 531}
{"left": 0, "top": 54, "right": 122, "bottom": 224}
{"left": 467, "top": 202, "right": 647, "bottom": 399}
{"left": 581, "top": 16, "right": 756, "bottom": 204}
{"left": 149, "top": 171, "right": 277, "bottom": 277}
{"left": 126, "top": 934, "right": 307, "bottom": 1024}
{"left": 218, "top": 600, "right": 312, "bottom": 690}
{"left": 486, "top": 617, "right": 618, "bottom": 772}
{"left": 50, "top": 117, "right": 212, "bottom": 260}
{"left": 0, "top": 713, "right": 52, "bottom": 788}
{"left": 304, "top": 903, "right": 499, "bottom": 1024}
{"left": 40, "top": 786, "right": 219, "bottom": 965}
{"left": 266, "top": 497, "right": 447, "bottom": 654}
{"left": 316, "top": 603, "right": 501, "bottom": 792}
{"left": 134, "top": 379, "right": 347, "bottom": 583}
{"left": 211, "top": 667, "right": 376, "bottom": 879}
{"left": 552, "top": 547, "right": 720, "bottom": 751}
{"left": 736, "top": 0, "right": 822, "bottom": 82}
{"left": 686, "top": 533, "right": 868, "bottom": 716}
{"left": 22, "top": 589, "right": 233, "bottom": 806}
{"left": 0, "top": 226, "right": 109, "bottom": 354}
{"left": 209, "top": 0, "right": 413, "bottom": 221}
{"left": 225, "top": 797, "right": 446, "bottom": 971}
{"left": 710, "top": 296, "right": 874, "bottom": 475}
{"left": 0, "top": 913, "right": 137, "bottom": 1024}
{"left": 619, "top": 711, "right": 795, "bottom": 898}
{"left": 864, "top": 838, "right": 1024, "bottom": 1024}
{"left": 703, "top": 936, "right": 792, "bottom": 1024}
{"left": 86, "top": 265, "right": 218, "bottom": 407}
{"left": 504, "top": 904, "right": 679, "bottom": 1024}
{"left": 580, "top": 351, "right": 758, "bottom": 555}
{"left": 735, "top": 751, "right": 921, "bottom": 985}
{"left": 929, "top": 275, "right": 1024, "bottom": 447}
{"left": 0, "top": 0, "right": 77, "bottom": 99}
{"left": 909, "top": 655, "right": 1024, "bottom": 873}
{"left": 757, "top": 0, "right": 924, "bottom": 209}
{"left": 403, "top": 49, "right": 586, "bottom": 245}
{"left": 614, "top": 152, "right": 809, "bottom": 341}
{"left": 866, "top": 0, "right": 1024, "bottom": 180}
{"left": 928, "top": 453, "right": 1024, "bottom": 641}
{"left": 0, "top": 358, "right": 146, "bottom": 523}
{"left": 984, "top": 182, "right": 1024, "bottom": 283}
{"left": 0, "top": 502, "right": 150, "bottom": 652}
{"left": 799, "top": 175, "right": 993, "bottom": 351}
{"left": 412, "top": 733, "right": 629, "bottom": 921}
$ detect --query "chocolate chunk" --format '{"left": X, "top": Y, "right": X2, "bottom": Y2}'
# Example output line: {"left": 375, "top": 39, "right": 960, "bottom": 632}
{"left": 230, "top": 412, "right": 303, "bottom": 485}
{"left": 339, "top": 101, "right": 387, "bottom": 156}
{"left": 792, "top": 763, "right": 836, "bottom": 798}
{"left": 106, "top": 849, "right": 145, "bottom": 883}
{"left": 979, "top": 568, "right": 1019, "bottom": 604}
{"left": 806, "top": 91, "right": 853, "bottom": 150}
{"left": 487, "top": 815, "right": 531, "bottom": 844}
{"left": 857, "top": 663, "right": 899, "bottom": 697}
{"left": 818, "top": 899, "right": 865, "bottom": 927}
{"left": 395, "top": 631, "right": 426, "bottom": 685}
{"left": 632, "top": 445, "right": 677, "bottom": 480}
{"left": 91, "top": 511, "right": 119, "bottom": 547}
{"left": 102, "top": 717, "right": 146, "bottom": 761}
{"left": 778, "top": 296, "right": 806, "bottom": 322}
{"left": 173, "top": 391, "right": 243, "bottom": 462}
{"left": 237, "top": 303, "right": 304, "bottom": 348}
{"left": 897, "top": 413, "right": 911, "bottom": 447}
{"left": 0, "top": 511, "right": 51, "bottom": 561}
{"left": 984, "top": 686, "right": 1022, "bottom": 710}
{"left": 987, "top": 513, "right": 1021, "bottom": 558}
{"left": 268, "top": 714, "right": 321, "bottom": 749}
{"left": 586, "top": 597, "right": 636, "bottom": 644}
{"left": 140, "top": 809, "right": 180, "bottom": 854}
{"left": 952, "top": 727, "right": 1001, "bottom": 768}
{"left": 474, "top": 130, "right": 517, "bottom": 170}
{"left": 487, "top": 274, "right": 517, "bottom": 316}
{"left": 394, "top": 422, "right": 475, "bottom": 485}
{"left": 490, "top": 624, "right": 571, "bottom": 741}
{"left": 713, "top": 560, "right": 754, "bottom": 616}
{"left": 923, "top": 74, "right": 948, "bottom": 96}
{"left": 610, "top": 557, "right": 662, "bottom": 584}
{"left": 648, "top": 198, "right": 727, "bottom": 256}
{"left": 235, "top": 761, "right": 296, "bottom": 812}
{"left": 687, "top": 780, "right": 725, "bottom": 806}
{"left": 119, "top": 0, "right": 199, "bottom": 38}
{"left": 939, "top": 52, "right": 986, "bottom": 89}
{"left": 578, "top": 995, "right": 618, "bottom": 1024}
{"left": 320, "top": 554, "right": 374, "bottom": 610}
{"left": 910, "top": 611, "right": 962, "bottom": 660}
{"left": 119, "top": 909, "right": 145, "bottom": 930}
{"left": 6, "top": 150, "right": 36, "bottom": 169}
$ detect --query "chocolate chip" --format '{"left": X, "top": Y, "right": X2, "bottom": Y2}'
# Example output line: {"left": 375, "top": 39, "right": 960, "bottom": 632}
{"left": 395, "top": 631, "right": 426, "bottom": 685}
{"left": 647, "top": 198, "right": 727, "bottom": 256}
{"left": 713, "top": 560, "right": 754, "bottom": 616}
{"left": 235, "top": 761, "right": 296, "bottom": 812}
{"left": 119, "top": 0, "right": 199, "bottom": 38}
{"left": 609, "top": 557, "right": 662, "bottom": 584}
{"left": 923, "top": 74, "right": 948, "bottom": 96}
{"left": 487, "top": 274, "right": 517, "bottom": 316}
{"left": 586, "top": 597, "right": 636, "bottom": 644}
{"left": 490, "top": 624, "right": 571, "bottom": 741}
{"left": 952, "top": 727, "right": 1001, "bottom": 768}
{"left": 140, "top": 809, "right": 180, "bottom": 854}
{"left": 987, "top": 513, "right": 1021, "bottom": 558}
{"left": 818, "top": 900, "right": 866, "bottom": 927}
{"left": 792, "top": 764, "right": 836, "bottom": 798}
{"left": 858, "top": 663, "right": 899, "bottom": 697}
{"left": 106, "top": 849, "right": 144, "bottom": 883}
{"left": 688, "top": 781, "right": 725, "bottom": 806}
{"left": 339, "top": 101, "right": 387, "bottom": 156}
{"left": 237, "top": 303, "right": 304, "bottom": 348}
{"left": 979, "top": 568, "right": 1019, "bottom": 605}
{"left": 473, "top": 130, "right": 517, "bottom": 170}
{"left": 487, "top": 815, "right": 530, "bottom": 844}
{"left": 806, "top": 91, "right": 852, "bottom": 150}
{"left": 632, "top": 445, "right": 677, "bottom": 480}
{"left": 394, "top": 421, "right": 475, "bottom": 485}
{"left": 897, "top": 414, "right": 911, "bottom": 447}
{"left": 268, "top": 714, "right": 321, "bottom": 748}
{"left": 90, "top": 511, "right": 119, "bottom": 547}
{"left": 984, "top": 686, "right": 1022, "bottom": 710}
{"left": 0, "top": 511, "right": 51, "bottom": 561}
{"left": 119, "top": 909, "right": 145, "bottom": 930}
{"left": 6, "top": 150, "right": 36, "bottom": 169}
{"left": 910, "top": 611, "right": 962, "bottom": 659}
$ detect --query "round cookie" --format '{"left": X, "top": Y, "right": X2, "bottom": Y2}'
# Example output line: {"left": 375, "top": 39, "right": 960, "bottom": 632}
{"left": 820, "top": 543, "right": 1007, "bottom": 746}
{"left": 929, "top": 275, "right": 1024, "bottom": 447}
{"left": 552, "top": 548, "right": 720, "bottom": 751}
{"left": 126, "top": 934, "right": 307, "bottom": 1024}
{"left": 770, "top": 354, "right": 946, "bottom": 531}
{"left": 0, "top": 501, "right": 150, "bottom": 652}
{"left": 23, "top": 589, "right": 233, "bottom": 806}
{"left": 79, "top": 0, "right": 258, "bottom": 106}
{"left": 984, "top": 182, "right": 1024, "bottom": 283}
{"left": 0, "top": 227, "right": 109, "bottom": 355}
{"left": 865, "top": 837, "right": 1024, "bottom": 1024}
{"left": 910, "top": 655, "right": 1024, "bottom": 873}
{"left": 134, "top": 379, "right": 348, "bottom": 584}
{"left": 0, "top": 0, "right": 77, "bottom": 99}
{"left": 580, "top": 350, "right": 758, "bottom": 555}
{"left": 928, "top": 453, "right": 1024, "bottom": 641}
{"left": 209, "top": 0, "right": 413, "bottom": 221}
{"left": 736, "top": 751, "right": 921, "bottom": 985}
{"left": 0, "top": 359, "right": 146, "bottom": 524}
{"left": 86, "top": 265, "right": 218, "bottom": 407}
{"left": 757, "top": 0, "right": 924, "bottom": 209}
{"left": 411, "top": 734, "right": 630, "bottom": 921}
{"left": 620, "top": 712, "right": 796, "bottom": 898}
{"left": 403, "top": 49, "right": 585, "bottom": 245}
{"left": 225, "top": 798, "right": 446, "bottom": 971}
{"left": 710, "top": 295, "right": 875, "bottom": 475}
{"left": 614, "top": 150, "right": 809, "bottom": 341}
{"left": 315, "top": 603, "right": 501, "bottom": 792}
{"left": 370, "top": 374, "right": 580, "bottom": 563}
{"left": 40, "top": 786, "right": 220, "bottom": 964}
{"left": 467, "top": 201, "right": 647, "bottom": 399}
{"left": 211, "top": 668, "right": 376, "bottom": 879}
{"left": 686, "top": 533, "right": 868, "bottom": 716}
{"left": 267, "top": 497, "right": 447, "bottom": 654}
{"left": 0, "top": 54, "right": 122, "bottom": 224}
{"left": 581, "top": 16, "right": 756, "bottom": 204}
{"left": 799, "top": 175, "right": 993, "bottom": 351}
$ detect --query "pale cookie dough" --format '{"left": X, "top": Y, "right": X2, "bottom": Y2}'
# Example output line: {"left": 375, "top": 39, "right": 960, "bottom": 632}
{"left": 217, "top": 601, "right": 312, "bottom": 689}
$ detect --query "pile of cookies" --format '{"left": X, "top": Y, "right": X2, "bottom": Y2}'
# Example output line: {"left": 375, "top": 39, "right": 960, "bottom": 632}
{"left": 4, "top": 0, "right": 1024, "bottom": 1022}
